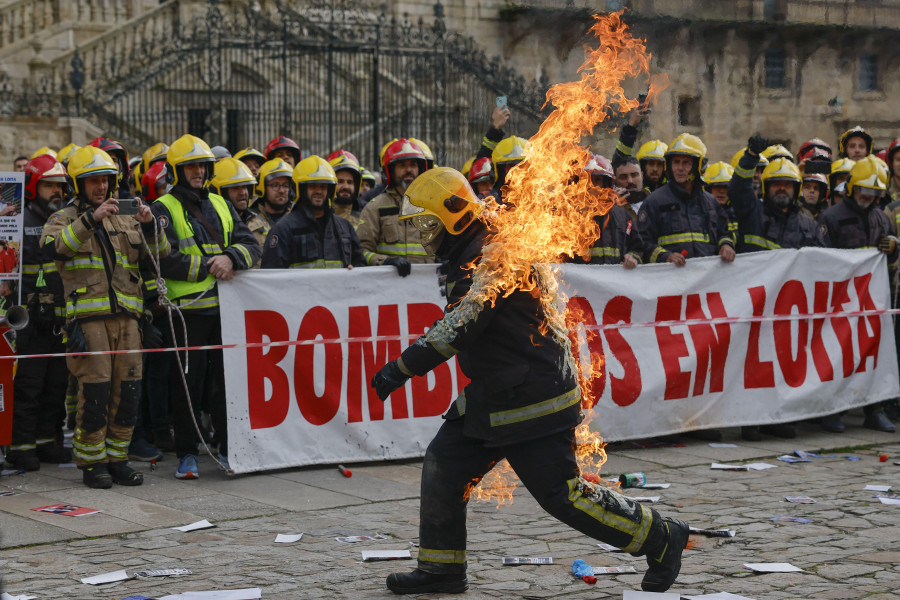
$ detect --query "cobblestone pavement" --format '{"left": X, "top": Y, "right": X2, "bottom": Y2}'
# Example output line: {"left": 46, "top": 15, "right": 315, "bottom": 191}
{"left": 1, "top": 412, "right": 898, "bottom": 599}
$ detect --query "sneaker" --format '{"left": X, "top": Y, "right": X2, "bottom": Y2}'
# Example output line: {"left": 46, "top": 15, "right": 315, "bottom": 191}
{"left": 759, "top": 423, "right": 797, "bottom": 438}
{"left": 176, "top": 454, "right": 199, "bottom": 480}
{"left": 107, "top": 461, "right": 144, "bottom": 486}
{"left": 642, "top": 518, "right": 690, "bottom": 592}
{"left": 386, "top": 569, "right": 468, "bottom": 594}
{"left": 863, "top": 409, "right": 895, "bottom": 433}
{"left": 82, "top": 464, "right": 113, "bottom": 489}
{"left": 36, "top": 444, "right": 73, "bottom": 464}
{"left": 821, "top": 414, "right": 845, "bottom": 433}
{"left": 129, "top": 438, "right": 163, "bottom": 462}
{"left": 5, "top": 449, "right": 40, "bottom": 471}
{"left": 217, "top": 453, "right": 230, "bottom": 470}
{"left": 740, "top": 426, "right": 762, "bottom": 442}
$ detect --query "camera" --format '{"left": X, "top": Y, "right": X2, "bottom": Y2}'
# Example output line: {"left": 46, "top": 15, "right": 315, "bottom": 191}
{"left": 117, "top": 198, "right": 141, "bottom": 216}
{"left": 804, "top": 160, "right": 831, "bottom": 175}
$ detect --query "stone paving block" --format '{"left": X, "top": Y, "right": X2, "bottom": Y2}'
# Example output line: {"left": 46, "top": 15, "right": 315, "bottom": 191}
{"left": 198, "top": 473, "right": 368, "bottom": 511}
{"left": 273, "top": 466, "right": 420, "bottom": 501}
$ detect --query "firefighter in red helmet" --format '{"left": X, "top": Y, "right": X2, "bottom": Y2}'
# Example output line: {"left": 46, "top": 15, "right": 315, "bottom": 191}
{"left": 264, "top": 136, "right": 301, "bottom": 167}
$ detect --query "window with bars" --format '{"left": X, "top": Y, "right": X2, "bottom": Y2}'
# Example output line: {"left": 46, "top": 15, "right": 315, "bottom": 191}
{"left": 859, "top": 54, "right": 878, "bottom": 92}
{"left": 764, "top": 49, "right": 786, "bottom": 89}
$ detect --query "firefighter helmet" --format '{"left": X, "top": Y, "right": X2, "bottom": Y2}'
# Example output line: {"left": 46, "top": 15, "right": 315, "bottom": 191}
{"left": 256, "top": 158, "right": 294, "bottom": 200}
{"left": 409, "top": 138, "right": 435, "bottom": 169}
{"left": 802, "top": 172, "right": 829, "bottom": 198}
{"left": 264, "top": 135, "right": 301, "bottom": 164}
{"left": 166, "top": 134, "right": 215, "bottom": 188}
{"left": 761, "top": 158, "right": 802, "bottom": 200}
{"left": 327, "top": 149, "right": 362, "bottom": 195}
{"left": 839, "top": 126, "right": 874, "bottom": 158}
{"left": 872, "top": 155, "right": 890, "bottom": 187}
{"left": 142, "top": 142, "right": 169, "bottom": 172}
{"left": 140, "top": 161, "right": 169, "bottom": 202}
{"left": 399, "top": 167, "right": 483, "bottom": 242}
{"left": 379, "top": 138, "right": 399, "bottom": 166}
{"left": 57, "top": 143, "right": 81, "bottom": 166}
{"left": 665, "top": 133, "right": 706, "bottom": 180}
{"left": 730, "top": 147, "right": 769, "bottom": 170}
{"left": 66, "top": 145, "right": 118, "bottom": 200}
{"left": 585, "top": 154, "right": 614, "bottom": 188}
{"left": 381, "top": 138, "right": 427, "bottom": 187}
{"left": 846, "top": 155, "right": 887, "bottom": 197}
{"left": 294, "top": 155, "right": 337, "bottom": 205}
{"left": 461, "top": 156, "right": 476, "bottom": 178}
{"left": 30, "top": 146, "right": 57, "bottom": 159}
{"left": 23, "top": 154, "right": 67, "bottom": 201}
{"left": 761, "top": 144, "right": 794, "bottom": 163}
{"left": 703, "top": 161, "right": 734, "bottom": 186}
{"left": 361, "top": 168, "right": 377, "bottom": 187}
{"left": 210, "top": 157, "right": 256, "bottom": 195}
{"left": 798, "top": 138, "right": 833, "bottom": 162}
{"left": 234, "top": 147, "right": 266, "bottom": 166}
{"left": 467, "top": 157, "right": 495, "bottom": 187}
{"left": 829, "top": 157, "right": 855, "bottom": 189}
{"left": 636, "top": 140, "right": 668, "bottom": 163}
{"left": 88, "top": 137, "right": 129, "bottom": 176}
{"left": 492, "top": 136, "right": 530, "bottom": 166}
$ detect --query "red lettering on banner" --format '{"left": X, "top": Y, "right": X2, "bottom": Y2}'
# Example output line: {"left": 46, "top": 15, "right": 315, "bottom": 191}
{"left": 246, "top": 310, "right": 290, "bottom": 429}
{"left": 810, "top": 281, "right": 833, "bottom": 382}
{"left": 830, "top": 279, "right": 854, "bottom": 377}
{"left": 686, "top": 293, "right": 730, "bottom": 396}
{"left": 745, "top": 286, "right": 775, "bottom": 389}
{"left": 773, "top": 280, "right": 808, "bottom": 387}
{"left": 566, "top": 296, "right": 606, "bottom": 407}
{"left": 854, "top": 274, "right": 880, "bottom": 372}
{"left": 294, "top": 306, "right": 343, "bottom": 426}
{"left": 347, "top": 305, "right": 408, "bottom": 422}
{"left": 655, "top": 295, "right": 691, "bottom": 400}
{"left": 408, "top": 303, "right": 453, "bottom": 417}
{"left": 603, "top": 296, "right": 641, "bottom": 407}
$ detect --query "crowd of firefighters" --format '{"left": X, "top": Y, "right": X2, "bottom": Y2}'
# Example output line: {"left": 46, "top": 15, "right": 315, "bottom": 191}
{"left": 3, "top": 102, "right": 900, "bottom": 488}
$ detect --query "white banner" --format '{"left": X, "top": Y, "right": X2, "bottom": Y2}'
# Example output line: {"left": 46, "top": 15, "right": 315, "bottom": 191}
{"left": 220, "top": 249, "right": 899, "bottom": 473}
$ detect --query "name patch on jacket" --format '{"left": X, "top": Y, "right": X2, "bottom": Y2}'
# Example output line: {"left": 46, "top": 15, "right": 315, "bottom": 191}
{"left": 378, "top": 206, "right": 400, "bottom": 217}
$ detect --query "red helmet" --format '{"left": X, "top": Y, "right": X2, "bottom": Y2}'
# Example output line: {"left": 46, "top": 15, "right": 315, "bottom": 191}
{"left": 797, "top": 138, "right": 833, "bottom": 162}
{"left": 265, "top": 136, "right": 301, "bottom": 164}
{"left": 381, "top": 138, "right": 427, "bottom": 187}
{"left": 887, "top": 138, "right": 900, "bottom": 175}
{"left": 467, "top": 157, "right": 495, "bottom": 186}
{"left": 876, "top": 149, "right": 888, "bottom": 163}
{"left": 140, "top": 161, "right": 168, "bottom": 202}
{"left": 24, "top": 154, "right": 67, "bottom": 201}
{"left": 585, "top": 154, "right": 614, "bottom": 183}
{"left": 88, "top": 137, "right": 129, "bottom": 176}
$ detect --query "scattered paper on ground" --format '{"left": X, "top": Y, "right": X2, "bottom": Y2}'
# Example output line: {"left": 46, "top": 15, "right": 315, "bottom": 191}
{"left": 32, "top": 504, "right": 101, "bottom": 517}
{"left": 640, "top": 483, "right": 670, "bottom": 489}
{"left": 784, "top": 496, "right": 816, "bottom": 504}
{"left": 711, "top": 463, "right": 749, "bottom": 471}
{"left": 172, "top": 519, "right": 215, "bottom": 532}
{"left": 744, "top": 562, "right": 803, "bottom": 573}
{"left": 0, "top": 490, "right": 21, "bottom": 496}
{"left": 159, "top": 590, "right": 262, "bottom": 600}
{"left": 746, "top": 463, "right": 778, "bottom": 470}
{"left": 684, "top": 593, "right": 757, "bottom": 600}
{"left": 336, "top": 534, "right": 386, "bottom": 543}
{"left": 689, "top": 527, "right": 736, "bottom": 537}
{"left": 593, "top": 565, "right": 636, "bottom": 574}
{"left": 626, "top": 496, "right": 660, "bottom": 503}
{"left": 275, "top": 533, "right": 304, "bottom": 543}
{"left": 877, "top": 496, "right": 900, "bottom": 505}
{"left": 81, "top": 569, "right": 131, "bottom": 584}
{"left": 597, "top": 542, "right": 623, "bottom": 551}
{"left": 623, "top": 591, "right": 680, "bottom": 600}
{"left": 1, "top": 593, "right": 38, "bottom": 600}
{"left": 502, "top": 557, "right": 553, "bottom": 565}
{"left": 361, "top": 549, "right": 412, "bottom": 561}
{"left": 865, "top": 484, "right": 891, "bottom": 492}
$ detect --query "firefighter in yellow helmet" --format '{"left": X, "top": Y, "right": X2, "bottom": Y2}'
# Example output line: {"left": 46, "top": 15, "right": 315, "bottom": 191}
{"left": 210, "top": 157, "right": 269, "bottom": 251}
{"left": 253, "top": 158, "right": 295, "bottom": 229}
{"left": 149, "top": 134, "right": 261, "bottom": 479}
{"left": 40, "top": 145, "right": 169, "bottom": 488}
{"left": 491, "top": 136, "right": 531, "bottom": 202}
{"left": 636, "top": 140, "right": 668, "bottom": 193}
{"left": 357, "top": 138, "right": 434, "bottom": 275}
{"left": 30, "top": 146, "right": 57, "bottom": 160}
{"left": 731, "top": 146, "right": 769, "bottom": 199}
{"left": 234, "top": 147, "right": 267, "bottom": 180}
{"left": 58, "top": 143, "right": 81, "bottom": 167}
{"left": 260, "top": 156, "right": 363, "bottom": 269}
{"left": 327, "top": 149, "right": 364, "bottom": 228}
{"left": 702, "top": 161, "right": 738, "bottom": 244}
{"left": 409, "top": 138, "right": 435, "bottom": 170}
{"left": 760, "top": 144, "right": 794, "bottom": 163}
{"left": 372, "top": 166, "right": 691, "bottom": 595}
{"left": 839, "top": 126, "right": 873, "bottom": 161}
{"left": 819, "top": 154, "right": 896, "bottom": 433}
{"left": 142, "top": 143, "right": 169, "bottom": 174}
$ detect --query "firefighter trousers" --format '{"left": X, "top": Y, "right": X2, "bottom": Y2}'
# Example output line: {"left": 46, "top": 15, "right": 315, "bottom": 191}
{"left": 10, "top": 326, "right": 68, "bottom": 452}
{"left": 66, "top": 315, "right": 142, "bottom": 467}
{"left": 416, "top": 418, "right": 665, "bottom": 574}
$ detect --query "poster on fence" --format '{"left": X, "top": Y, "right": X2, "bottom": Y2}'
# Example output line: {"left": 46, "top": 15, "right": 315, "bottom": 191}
{"left": 0, "top": 171, "right": 24, "bottom": 446}
{"left": 219, "top": 248, "right": 899, "bottom": 474}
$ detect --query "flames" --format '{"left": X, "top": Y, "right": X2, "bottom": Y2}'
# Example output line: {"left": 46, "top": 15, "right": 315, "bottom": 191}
{"left": 463, "top": 12, "right": 662, "bottom": 506}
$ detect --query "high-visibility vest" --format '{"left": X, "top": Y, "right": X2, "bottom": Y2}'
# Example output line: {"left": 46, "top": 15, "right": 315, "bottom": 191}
{"left": 156, "top": 193, "right": 234, "bottom": 303}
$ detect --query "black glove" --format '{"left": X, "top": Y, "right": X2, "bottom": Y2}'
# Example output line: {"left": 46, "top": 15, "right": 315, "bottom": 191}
{"left": 141, "top": 315, "right": 164, "bottom": 349}
{"left": 26, "top": 295, "right": 55, "bottom": 335}
{"left": 371, "top": 360, "right": 411, "bottom": 401}
{"left": 747, "top": 134, "right": 769, "bottom": 156}
{"left": 63, "top": 320, "right": 89, "bottom": 354}
{"left": 384, "top": 257, "right": 412, "bottom": 277}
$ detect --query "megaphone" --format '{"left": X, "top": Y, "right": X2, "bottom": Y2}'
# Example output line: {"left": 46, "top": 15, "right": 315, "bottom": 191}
{"left": 0, "top": 305, "right": 29, "bottom": 330}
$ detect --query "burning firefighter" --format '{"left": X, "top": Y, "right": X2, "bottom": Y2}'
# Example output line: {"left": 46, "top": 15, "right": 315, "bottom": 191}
{"left": 371, "top": 167, "right": 691, "bottom": 595}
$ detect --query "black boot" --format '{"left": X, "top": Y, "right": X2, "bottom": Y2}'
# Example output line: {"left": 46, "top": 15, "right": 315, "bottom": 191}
{"left": 759, "top": 423, "right": 796, "bottom": 439}
{"left": 82, "top": 464, "right": 112, "bottom": 489}
{"left": 107, "top": 461, "right": 144, "bottom": 486}
{"left": 386, "top": 569, "right": 468, "bottom": 595}
{"left": 863, "top": 408, "right": 895, "bottom": 433}
{"left": 642, "top": 518, "right": 690, "bottom": 592}
{"left": 683, "top": 429, "right": 722, "bottom": 442}
{"left": 36, "top": 443, "right": 73, "bottom": 464}
{"left": 5, "top": 449, "right": 40, "bottom": 471}
{"left": 821, "top": 413, "right": 844, "bottom": 433}
{"left": 740, "top": 426, "right": 761, "bottom": 441}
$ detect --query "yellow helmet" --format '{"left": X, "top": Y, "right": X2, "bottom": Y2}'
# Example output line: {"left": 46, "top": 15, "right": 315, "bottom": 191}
{"left": 492, "top": 136, "right": 530, "bottom": 166}
{"left": 132, "top": 160, "right": 144, "bottom": 190}
{"left": 702, "top": 161, "right": 734, "bottom": 186}
{"left": 730, "top": 147, "right": 769, "bottom": 170}
{"left": 846, "top": 155, "right": 887, "bottom": 197}
{"left": 839, "top": 126, "right": 873, "bottom": 157}
{"left": 871, "top": 155, "right": 890, "bottom": 187}
{"left": 66, "top": 145, "right": 118, "bottom": 200}
{"left": 142, "top": 142, "right": 169, "bottom": 172}
{"left": 761, "top": 144, "right": 794, "bottom": 163}
{"left": 760, "top": 158, "right": 801, "bottom": 200}
{"left": 166, "top": 134, "right": 215, "bottom": 188}
{"left": 399, "top": 167, "right": 483, "bottom": 243}
{"left": 256, "top": 158, "right": 294, "bottom": 200}
{"left": 31, "top": 146, "right": 57, "bottom": 159}
{"left": 636, "top": 140, "right": 668, "bottom": 162}
{"left": 210, "top": 157, "right": 256, "bottom": 195}
{"left": 57, "top": 143, "right": 81, "bottom": 165}
{"left": 293, "top": 155, "right": 337, "bottom": 205}
{"left": 409, "top": 137, "right": 435, "bottom": 169}
{"left": 666, "top": 133, "right": 706, "bottom": 161}
{"left": 461, "top": 156, "right": 476, "bottom": 178}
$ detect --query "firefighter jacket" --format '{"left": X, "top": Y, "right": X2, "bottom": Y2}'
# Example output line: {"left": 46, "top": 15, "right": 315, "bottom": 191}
{"left": 240, "top": 207, "right": 270, "bottom": 255}
{"left": 357, "top": 186, "right": 434, "bottom": 265}
{"left": 254, "top": 202, "right": 290, "bottom": 231}
{"left": 396, "top": 220, "right": 581, "bottom": 447}
{"left": 150, "top": 185, "right": 261, "bottom": 315}
{"left": 22, "top": 203, "right": 65, "bottom": 319}
{"left": 260, "top": 203, "right": 364, "bottom": 269}
{"left": 819, "top": 197, "right": 898, "bottom": 259}
{"left": 582, "top": 204, "right": 644, "bottom": 265}
{"left": 729, "top": 158, "right": 827, "bottom": 252}
{"left": 41, "top": 203, "right": 169, "bottom": 322}
{"left": 475, "top": 125, "right": 505, "bottom": 160}
{"left": 636, "top": 180, "right": 734, "bottom": 263}
{"left": 612, "top": 123, "right": 638, "bottom": 166}
{"left": 333, "top": 202, "right": 362, "bottom": 229}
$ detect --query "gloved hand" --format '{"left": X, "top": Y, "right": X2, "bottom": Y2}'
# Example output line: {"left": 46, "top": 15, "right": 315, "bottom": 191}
{"left": 141, "top": 315, "right": 164, "bottom": 349}
{"left": 384, "top": 257, "right": 411, "bottom": 277}
{"left": 63, "top": 320, "right": 89, "bottom": 354}
{"left": 747, "top": 134, "right": 769, "bottom": 156}
{"left": 878, "top": 236, "right": 898, "bottom": 255}
{"left": 371, "top": 360, "right": 411, "bottom": 401}
{"left": 26, "top": 295, "right": 54, "bottom": 335}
